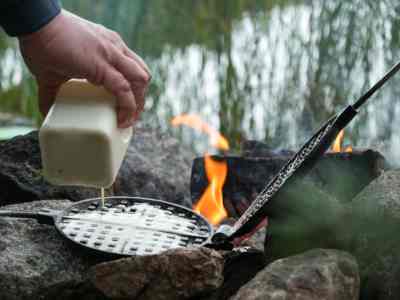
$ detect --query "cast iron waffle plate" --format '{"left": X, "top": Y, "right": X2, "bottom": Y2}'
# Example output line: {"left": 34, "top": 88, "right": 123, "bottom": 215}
{"left": 55, "top": 197, "right": 213, "bottom": 256}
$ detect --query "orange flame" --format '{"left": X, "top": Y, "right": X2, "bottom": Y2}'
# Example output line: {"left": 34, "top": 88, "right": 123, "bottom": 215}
{"left": 171, "top": 114, "right": 229, "bottom": 225}
{"left": 331, "top": 129, "right": 353, "bottom": 153}
{"left": 345, "top": 145, "right": 353, "bottom": 152}
{"left": 332, "top": 130, "right": 344, "bottom": 152}
{"left": 193, "top": 155, "right": 228, "bottom": 224}
{"left": 171, "top": 114, "right": 229, "bottom": 150}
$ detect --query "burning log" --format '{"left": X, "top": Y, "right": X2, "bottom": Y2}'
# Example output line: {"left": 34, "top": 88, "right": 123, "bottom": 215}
{"left": 191, "top": 149, "right": 387, "bottom": 217}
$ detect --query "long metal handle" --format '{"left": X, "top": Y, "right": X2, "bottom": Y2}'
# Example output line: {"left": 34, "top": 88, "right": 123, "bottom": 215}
{"left": 353, "top": 61, "right": 400, "bottom": 110}
{"left": 0, "top": 209, "right": 58, "bottom": 225}
{"left": 225, "top": 61, "right": 400, "bottom": 244}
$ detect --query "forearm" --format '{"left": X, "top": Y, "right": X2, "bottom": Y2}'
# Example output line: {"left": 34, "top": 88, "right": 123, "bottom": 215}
{"left": 0, "top": 0, "right": 61, "bottom": 36}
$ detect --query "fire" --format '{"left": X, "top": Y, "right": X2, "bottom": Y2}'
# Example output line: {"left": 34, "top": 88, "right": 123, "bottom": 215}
{"left": 193, "top": 155, "right": 228, "bottom": 224}
{"left": 171, "top": 114, "right": 229, "bottom": 151}
{"left": 331, "top": 130, "right": 344, "bottom": 152}
{"left": 331, "top": 129, "right": 353, "bottom": 153}
{"left": 171, "top": 114, "right": 229, "bottom": 225}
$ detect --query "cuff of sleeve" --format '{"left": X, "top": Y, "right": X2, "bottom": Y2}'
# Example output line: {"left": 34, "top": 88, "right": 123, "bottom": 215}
{"left": 1, "top": 0, "right": 61, "bottom": 37}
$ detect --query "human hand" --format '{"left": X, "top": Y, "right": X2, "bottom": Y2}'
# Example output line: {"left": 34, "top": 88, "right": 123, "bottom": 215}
{"left": 18, "top": 10, "right": 151, "bottom": 128}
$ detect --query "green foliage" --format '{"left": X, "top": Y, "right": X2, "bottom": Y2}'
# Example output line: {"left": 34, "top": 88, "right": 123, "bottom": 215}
{"left": 0, "top": 75, "right": 41, "bottom": 125}
{"left": 0, "top": 31, "right": 41, "bottom": 125}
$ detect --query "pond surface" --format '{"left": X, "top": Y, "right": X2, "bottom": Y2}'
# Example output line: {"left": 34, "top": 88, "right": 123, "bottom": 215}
{"left": 1, "top": 0, "right": 400, "bottom": 162}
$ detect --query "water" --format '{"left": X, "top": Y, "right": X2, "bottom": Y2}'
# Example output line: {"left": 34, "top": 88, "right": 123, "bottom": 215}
{"left": 1, "top": 0, "right": 400, "bottom": 162}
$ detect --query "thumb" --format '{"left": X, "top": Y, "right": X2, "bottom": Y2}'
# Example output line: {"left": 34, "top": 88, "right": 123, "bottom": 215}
{"left": 37, "top": 81, "right": 63, "bottom": 117}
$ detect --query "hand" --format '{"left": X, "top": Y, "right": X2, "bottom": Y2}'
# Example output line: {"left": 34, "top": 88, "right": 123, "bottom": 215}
{"left": 18, "top": 10, "right": 151, "bottom": 128}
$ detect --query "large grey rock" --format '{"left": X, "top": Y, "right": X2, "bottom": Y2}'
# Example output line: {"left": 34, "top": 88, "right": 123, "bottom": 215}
{"left": 351, "top": 169, "right": 400, "bottom": 221}
{"left": 260, "top": 168, "right": 400, "bottom": 299}
{"left": 89, "top": 247, "right": 224, "bottom": 300}
{"left": 231, "top": 249, "right": 359, "bottom": 300}
{"left": 0, "top": 200, "right": 99, "bottom": 300}
{"left": 264, "top": 179, "right": 350, "bottom": 261}
{"left": 349, "top": 169, "right": 400, "bottom": 300}
{"left": 0, "top": 124, "right": 193, "bottom": 207}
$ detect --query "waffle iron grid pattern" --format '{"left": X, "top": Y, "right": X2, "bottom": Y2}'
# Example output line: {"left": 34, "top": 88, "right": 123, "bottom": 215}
{"left": 57, "top": 198, "right": 212, "bottom": 256}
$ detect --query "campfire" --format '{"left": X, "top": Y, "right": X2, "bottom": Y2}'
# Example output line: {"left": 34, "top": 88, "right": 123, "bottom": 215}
{"left": 330, "top": 129, "right": 353, "bottom": 153}
{"left": 0, "top": 64, "right": 399, "bottom": 300}
{"left": 172, "top": 114, "right": 229, "bottom": 225}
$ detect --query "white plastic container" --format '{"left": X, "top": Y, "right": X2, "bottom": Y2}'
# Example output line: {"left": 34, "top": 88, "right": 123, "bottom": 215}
{"left": 39, "top": 79, "right": 132, "bottom": 188}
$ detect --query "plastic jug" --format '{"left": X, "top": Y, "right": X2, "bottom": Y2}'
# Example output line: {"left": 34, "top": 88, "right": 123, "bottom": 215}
{"left": 39, "top": 79, "right": 132, "bottom": 188}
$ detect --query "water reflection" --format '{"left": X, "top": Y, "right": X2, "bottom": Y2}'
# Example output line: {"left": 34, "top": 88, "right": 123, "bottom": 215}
{"left": 1, "top": 0, "right": 400, "bottom": 161}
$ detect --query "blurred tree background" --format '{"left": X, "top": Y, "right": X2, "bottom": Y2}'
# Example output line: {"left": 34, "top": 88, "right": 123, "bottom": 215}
{"left": 1, "top": 0, "right": 400, "bottom": 159}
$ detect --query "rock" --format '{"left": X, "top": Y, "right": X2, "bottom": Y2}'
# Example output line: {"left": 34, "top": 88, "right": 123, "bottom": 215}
{"left": 231, "top": 249, "right": 360, "bottom": 300}
{"left": 41, "top": 280, "right": 108, "bottom": 300}
{"left": 216, "top": 247, "right": 266, "bottom": 300}
{"left": 0, "top": 123, "right": 193, "bottom": 207}
{"left": 114, "top": 123, "right": 193, "bottom": 206}
{"left": 349, "top": 169, "right": 400, "bottom": 300}
{"left": 263, "top": 179, "right": 350, "bottom": 261}
{"left": 89, "top": 247, "right": 224, "bottom": 300}
{"left": 256, "top": 167, "right": 400, "bottom": 299}
{"left": 247, "top": 226, "right": 267, "bottom": 252}
{"left": 264, "top": 168, "right": 400, "bottom": 300}
{"left": 0, "top": 200, "right": 99, "bottom": 300}
{"left": 351, "top": 169, "right": 400, "bottom": 221}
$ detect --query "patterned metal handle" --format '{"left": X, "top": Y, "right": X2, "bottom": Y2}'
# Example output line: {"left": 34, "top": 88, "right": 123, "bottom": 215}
{"left": 230, "top": 117, "right": 334, "bottom": 237}
{"left": 229, "top": 105, "right": 357, "bottom": 241}
{"left": 227, "top": 62, "right": 400, "bottom": 242}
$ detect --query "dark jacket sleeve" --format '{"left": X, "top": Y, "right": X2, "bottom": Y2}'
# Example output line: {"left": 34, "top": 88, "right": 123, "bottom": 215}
{"left": 0, "top": 0, "right": 61, "bottom": 37}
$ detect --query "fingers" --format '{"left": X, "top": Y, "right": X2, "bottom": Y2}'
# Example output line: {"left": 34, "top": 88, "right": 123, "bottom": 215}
{"left": 103, "top": 29, "right": 151, "bottom": 77}
{"left": 91, "top": 30, "right": 150, "bottom": 126}
{"left": 38, "top": 81, "right": 63, "bottom": 117}
{"left": 123, "top": 47, "right": 151, "bottom": 77}
{"left": 111, "top": 52, "right": 149, "bottom": 115}
{"left": 113, "top": 48, "right": 150, "bottom": 84}
{"left": 101, "top": 66, "right": 137, "bottom": 128}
